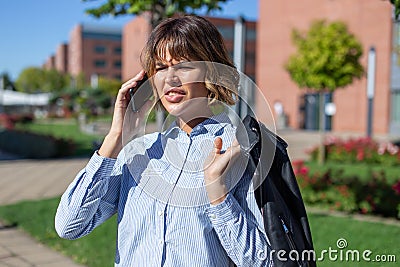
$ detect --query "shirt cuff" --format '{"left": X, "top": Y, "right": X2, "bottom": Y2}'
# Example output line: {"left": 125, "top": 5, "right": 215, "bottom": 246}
{"left": 205, "top": 193, "right": 243, "bottom": 226}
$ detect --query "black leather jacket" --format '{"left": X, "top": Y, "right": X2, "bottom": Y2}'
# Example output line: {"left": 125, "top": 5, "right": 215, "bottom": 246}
{"left": 236, "top": 115, "right": 316, "bottom": 267}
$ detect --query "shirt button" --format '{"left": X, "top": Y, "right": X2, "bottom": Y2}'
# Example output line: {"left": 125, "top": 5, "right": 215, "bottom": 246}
{"left": 209, "top": 213, "right": 216, "bottom": 219}
{"left": 159, "top": 240, "right": 163, "bottom": 245}
{"left": 158, "top": 211, "right": 164, "bottom": 216}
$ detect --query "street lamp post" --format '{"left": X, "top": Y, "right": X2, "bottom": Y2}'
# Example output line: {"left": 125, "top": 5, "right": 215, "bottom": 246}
{"left": 234, "top": 16, "right": 246, "bottom": 119}
{"left": 366, "top": 47, "right": 376, "bottom": 138}
{"left": 0, "top": 76, "right": 4, "bottom": 114}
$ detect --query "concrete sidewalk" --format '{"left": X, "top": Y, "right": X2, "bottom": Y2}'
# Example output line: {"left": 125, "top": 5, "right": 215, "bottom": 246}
{"left": 0, "top": 158, "right": 88, "bottom": 267}
{"left": 0, "top": 129, "right": 396, "bottom": 267}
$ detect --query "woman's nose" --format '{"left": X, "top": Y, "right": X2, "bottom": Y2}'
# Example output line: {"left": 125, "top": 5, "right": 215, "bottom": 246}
{"left": 165, "top": 68, "right": 180, "bottom": 85}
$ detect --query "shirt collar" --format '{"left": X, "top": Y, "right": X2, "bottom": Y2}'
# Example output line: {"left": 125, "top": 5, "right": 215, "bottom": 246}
{"left": 163, "top": 112, "right": 232, "bottom": 138}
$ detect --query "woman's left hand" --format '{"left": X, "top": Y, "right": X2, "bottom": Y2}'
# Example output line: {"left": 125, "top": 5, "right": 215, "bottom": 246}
{"left": 204, "top": 137, "right": 241, "bottom": 205}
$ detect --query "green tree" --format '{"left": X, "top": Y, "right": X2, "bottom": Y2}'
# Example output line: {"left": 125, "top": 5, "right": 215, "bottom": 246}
{"left": 0, "top": 72, "right": 16, "bottom": 90}
{"left": 285, "top": 20, "right": 364, "bottom": 164}
{"left": 16, "top": 67, "right": 69, "bottom": 93}
{"left": 42, "top": 69, "right": 70, "bottom": 92}
{"left": 98, "top": 76, "right": 121, "bottom": 97}
{"left": 390, "top": 0, "right": 400, "bottom": 19}
{"left": 16, "top": 67, "right": 45, "bottom": 93}
{"left": 83, "top": 0, "right": 232, "bottom": 27}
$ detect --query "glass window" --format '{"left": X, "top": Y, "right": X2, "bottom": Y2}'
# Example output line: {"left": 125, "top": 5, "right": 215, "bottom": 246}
{"left": 114, "top": 60, "right": 122, "bottom": 69}
{"left": 94, "top": 45, "right": 106, "bottom": 54}
{"left": 391, "top": 90, "right": 400, "bottom": 123}
{"left": 217, "top": 26, "right": 234, "bottom": 40}
{"left": 114, "top": 47, "right": 122, "bottom": 55}
{"left": 94, "top": 60, "right": 106, "bottom": 68}
{"left": 246, "top": 28, "right": 256, "bottom": 41}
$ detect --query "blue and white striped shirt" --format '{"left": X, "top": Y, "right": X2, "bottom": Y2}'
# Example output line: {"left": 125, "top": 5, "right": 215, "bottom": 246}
{"left": 55, "top": 113, "right": 273, "bottom": 266}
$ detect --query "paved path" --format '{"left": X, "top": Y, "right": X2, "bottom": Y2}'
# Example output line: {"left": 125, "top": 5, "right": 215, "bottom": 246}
{"left": 0, "top": 158, "right": 88, "bottom": 267}
{"left": 0, "top": 221, "right": 85, "bottom": 267}
{"left": 0, "top": 128, "right": 397, "bottom": 267}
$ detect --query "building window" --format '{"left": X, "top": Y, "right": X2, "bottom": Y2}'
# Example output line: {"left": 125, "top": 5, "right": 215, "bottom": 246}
{"left": 94, "top": 45, "right": 107, "bottom": 54}
{"left": 114, "top": 74, "right": 122, "bottom": 80}
{"left": 246, "top": 52, "right": 255, "bottom": 65}
{"left": 94, "top": 60, "right": 106, "bottom": 68}
{"left": 217, "top": 26, "right": 234, "bottom": 40}
{"left": 114, "top": 60, "right": 122, "bottom": 68}
{"left": 391, "top": 90, "right": 400, "bottom": 123}
{"left": 246, "top": 28, "right": 256, "bottom": 41}
{"left": 114, "top": 47, "right": 122, "bottom": 55}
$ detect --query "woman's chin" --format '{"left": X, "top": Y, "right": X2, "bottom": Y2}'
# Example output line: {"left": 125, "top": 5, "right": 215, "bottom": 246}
{"left": 162, "top": 97, "right": 211, "bottom": 118}
{"left": 165, "top": 102, "right": 187, "bottom": 117}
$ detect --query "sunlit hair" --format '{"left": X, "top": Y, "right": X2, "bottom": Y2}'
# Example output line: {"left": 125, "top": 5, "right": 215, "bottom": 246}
{"left": 141, "top": 15, "right": 239, "bottom": 106}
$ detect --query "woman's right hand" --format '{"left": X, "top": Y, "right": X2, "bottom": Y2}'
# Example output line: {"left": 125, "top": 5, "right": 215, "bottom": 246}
{"left": 98, "top": 70, "right": 147, "bottom": 158}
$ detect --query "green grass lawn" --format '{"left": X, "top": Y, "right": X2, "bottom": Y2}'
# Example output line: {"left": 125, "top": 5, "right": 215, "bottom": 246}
{"left": 15, "top": 118, "right": 105, "bottom": 156}
{"left": 309, "top": 213, "right": 399, "bottom": 266}
{"left": 0, "top": 197, "right": 116, "bottom": 267}
{"left": 0, "top": 197, "right": 399, "bottom": 267}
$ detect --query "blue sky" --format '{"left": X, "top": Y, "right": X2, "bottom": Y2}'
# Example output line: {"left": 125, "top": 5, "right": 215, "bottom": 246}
{"left": 0, "top": 0, "right": 258, "bottom": 81}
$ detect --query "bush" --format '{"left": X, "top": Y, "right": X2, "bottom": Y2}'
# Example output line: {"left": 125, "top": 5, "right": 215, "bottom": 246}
{"left": 0, "top": 113, "right": 34, "bottom": 129}
{"left": 293, "top": 160, "right": 400, "bottom": 219}
{"left": 308, "top": 137, "right": 400, "bottom": 166}
{"left": 0, "top": 129, "right": 75, "bottom": 158}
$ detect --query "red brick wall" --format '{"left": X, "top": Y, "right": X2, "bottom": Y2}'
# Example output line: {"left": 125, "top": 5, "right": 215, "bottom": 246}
{"left": 81, "top": 38, "right": 122, "bottom": 81}
{"left": 257, "top": 0, "right": 393, "bottom": 133}
{"left": 68, "top": 25, "right": 83, "bottom": 77}
{"left": 123, "top": 15, "right": 152, "bottom": 81}
{"left": 55, "top": 43, "right": 68, "bottom": 73}
{"left": 68, "top": 25, "right": 122, "bottom": 83}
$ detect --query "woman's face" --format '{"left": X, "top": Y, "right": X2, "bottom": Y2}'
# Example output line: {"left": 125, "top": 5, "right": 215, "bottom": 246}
{"left": 153, "top": 51, "right": 208, "bottom": 117}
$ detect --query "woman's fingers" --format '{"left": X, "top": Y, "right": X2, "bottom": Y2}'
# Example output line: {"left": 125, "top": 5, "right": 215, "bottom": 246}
{"left": 121, "top": 70, "right": 146, "bottom": 89}
{"left": 213, "top": 137, "right": 223, "bottom": 154}
{"left": 116, "top": 70, "right": 147, "bottom": 108}
{"left": 205, "top": 138, "right": 241, "bottom": 179}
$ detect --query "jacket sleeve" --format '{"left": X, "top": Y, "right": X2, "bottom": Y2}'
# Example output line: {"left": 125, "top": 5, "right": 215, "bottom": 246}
{"left": 54, "top": 152, "right": 123, "bottom": 239}
{"left": 205, "top": 169, "right": 274, "bottom": 267}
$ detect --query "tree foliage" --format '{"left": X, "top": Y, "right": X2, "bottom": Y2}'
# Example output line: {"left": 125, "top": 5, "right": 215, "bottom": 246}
{"left": 391, "top": 0, "right": 400, "bottom": 19}
{"left": 285, "top": 20, "right": 364, "bottom": 92}
{"left": 0, "top": 72, "right": 16, "bottom": 90}
{"left": 16, "top": 67, "right": 69, "bottom": 93}
{"left": 82, "top": 0, "right": 231, "bottom": 27}
{"left": 98, "top": 76, "right": 121, "bottom": 96}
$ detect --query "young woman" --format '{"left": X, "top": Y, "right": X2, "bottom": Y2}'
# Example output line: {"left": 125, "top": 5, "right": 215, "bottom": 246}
{"left": 55, "top": 15, "right": 273, "bottom": 267}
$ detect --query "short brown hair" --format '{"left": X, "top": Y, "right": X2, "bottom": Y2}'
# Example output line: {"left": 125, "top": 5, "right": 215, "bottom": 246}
{"left": 141, "top": 15, "right": 239, "bottom": 105}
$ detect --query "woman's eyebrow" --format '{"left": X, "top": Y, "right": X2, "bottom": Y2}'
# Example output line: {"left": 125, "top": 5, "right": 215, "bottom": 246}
{"left": 155, "top": 59, "right": 190, "bottom": 68}
{"left": 155, "top": 62, "right": 168, "bottom": 67}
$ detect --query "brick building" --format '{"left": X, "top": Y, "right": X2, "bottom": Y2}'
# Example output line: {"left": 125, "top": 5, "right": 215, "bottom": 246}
{"left": 122, "top": 15, "right": 257, "bottom": 82}
{"left": 43, "top": 55, "right": 55, "bottom": 70}
{"left": 55, "top": 43, "right": 68, "bottom": 74}
{"left": 257, "top": 0, "right": 398, "bottom": 135}
{"left": 68, "top": 24, "right": 123, "bottom": 83}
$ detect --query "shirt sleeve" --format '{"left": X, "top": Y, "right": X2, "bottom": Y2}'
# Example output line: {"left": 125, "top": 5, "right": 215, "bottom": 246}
{"left": 207, "top": 177, "right": 273, "bottom": 267}
{"left": 54, "top": 151, "right": 122, "bottom": 240}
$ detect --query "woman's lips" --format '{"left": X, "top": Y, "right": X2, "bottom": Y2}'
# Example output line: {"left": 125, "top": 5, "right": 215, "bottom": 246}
{"left": 164, "top": 88, "right": 186, "bottom": 103}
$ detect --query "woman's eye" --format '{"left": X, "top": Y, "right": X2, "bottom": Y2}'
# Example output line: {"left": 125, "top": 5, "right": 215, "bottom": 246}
{"left": 175, "top": 65, "right": 193, "bottom": 71}
{"left": 155, "top": 66, "right": 168, "bottom": 72}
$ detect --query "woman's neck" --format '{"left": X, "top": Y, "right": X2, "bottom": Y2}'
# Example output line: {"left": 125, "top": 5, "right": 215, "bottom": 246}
{"left": 178, "top": 108, "right": 214, "bottom": 135}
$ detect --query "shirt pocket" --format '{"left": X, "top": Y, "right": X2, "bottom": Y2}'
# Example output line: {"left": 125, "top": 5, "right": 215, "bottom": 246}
{"left": 131, "top": 160, "right": 170, "bottom": 199}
